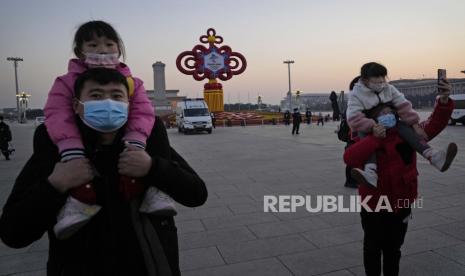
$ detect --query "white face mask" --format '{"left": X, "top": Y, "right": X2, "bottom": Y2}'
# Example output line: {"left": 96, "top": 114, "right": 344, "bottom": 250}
{"left": 84, "top": 53, "right": 119, "bottom": 68}
{"left": 368, "top": 82, "right": 387, "bottom": 93}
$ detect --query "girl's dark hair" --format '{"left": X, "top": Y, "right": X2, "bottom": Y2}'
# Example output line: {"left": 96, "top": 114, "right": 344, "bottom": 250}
{"left": 73, "top": 20, "right": 125, "bottom": 60}
{"left": 360, "top": 62, "right": 387, "bottom": 79}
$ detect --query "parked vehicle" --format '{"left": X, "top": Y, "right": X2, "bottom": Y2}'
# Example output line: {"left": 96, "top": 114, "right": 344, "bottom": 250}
{"left": 176, "top": 98, "right": 213, "bottom": 134}
{"left": 450, "top": 94, "right": 465, "bottom": 125}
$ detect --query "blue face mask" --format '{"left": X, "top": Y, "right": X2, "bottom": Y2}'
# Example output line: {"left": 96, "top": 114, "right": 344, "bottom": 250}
{"left": 79, "top": 99, "right": 128, "bottom": 132}
{"left": 377, "top": 113, "right": 397, "bottom": 129}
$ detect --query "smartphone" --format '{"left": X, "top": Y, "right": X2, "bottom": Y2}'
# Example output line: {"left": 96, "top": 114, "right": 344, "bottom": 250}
{"left": 438, "top": 69, "right": 446, "bottom": 93}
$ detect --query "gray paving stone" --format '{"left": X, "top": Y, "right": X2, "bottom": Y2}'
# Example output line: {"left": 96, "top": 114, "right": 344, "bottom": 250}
{"left": 349, "top": 236, "right": 465, "bottom": 275}
{"left": 178, "top": 227, "right": 257, "bottom": 250}
{"left": 176, "top": 206, "right": 234, "bottom": 221}
{"left": 315, "top": 211, "right": 361, "bottom": 227}
{"left": 428, "top": 193, "right": 465, "bottom": 207}
{"left": 176, "top": 219, "right": 206, "bottom": 235}
{"left": 201, "top": 212, "right": 279, "bottom": 230}
{"left": 10, "top": 270, "right": 46, "bottom": 276}
{"left": 206, "top": 183, "right": 238, "bottom": 193}
{"left": 403, "top": 228, "right": 463, "bottom": 255}
{"left": 28, "top": 236, "right": 49, "bottom": 253}
{"left": 271, "top": 207, "right": 319, "bottom": 221}
{"left": 433, "top": 220, "right": 465, "bottom": 241}
{"left": 301, "top": 224, "right": 363, "bottom": 248}
{"left": 350, "top": 250, "right": 465, "bottom": 276}
{"left": 227, "top": 203, "right": 262, "bottom": 215}
{"left": 346, "top": 266, "right": 365, "bottom": 276}
{"left": 182, "top": 257, "right": 293, "bottom": 276}
{"left": 0, "top": 251, "right": 47, "bottom": 275}
{"left": 318, "top": 270, "right": 356, "bottom": 276}
{"left": 248, "top": 215, "right": 332, "bottom": 238}
{"left": 217, "top": 234, "right": 316, "bottom": 264}
{"left": 433, "top": 206, "right": 465, "bottom": 221}
{"left": 399, "top": 251, "right": 465, "bottom": 276}
{"left": 407, "top": 210, "right": 456, "bottom": 230}
{"left": 434, "top": 243, "right": 465, "bottom": 266}
{"left": 201, "top": 195, "right": 257, "bottom": 209}
{"left": 179, "top": 246, "right": 225, "bottom": 271}
{"left": 412, "top": 195, "right": 454, "bottom": 213}
{"left": 279, "top": 242, "right": 363, "bottom": 275}
{"left": 0, "top": 241, "right": 30, "bottom": 257}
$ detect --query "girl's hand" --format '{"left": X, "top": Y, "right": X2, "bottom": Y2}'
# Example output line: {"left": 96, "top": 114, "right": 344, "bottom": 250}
{"left": 48, "top": 158, "right": 94, "bottom": 193}
{"left": 118, "top": 143, "right": 152, "bottom": 177}
{"left": 438, "top": 79, "right": 451, "bottom": 104}
{"left": 373, "top": 124, "right": 386, "bottom": 139}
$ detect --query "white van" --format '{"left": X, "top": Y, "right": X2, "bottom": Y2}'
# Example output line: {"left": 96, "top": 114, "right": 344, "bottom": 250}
{"left": 176, "top": 98, "right": 213, "bottom": 134}
{"left": 450, "top": 94, "right": 465, "bottom": 125}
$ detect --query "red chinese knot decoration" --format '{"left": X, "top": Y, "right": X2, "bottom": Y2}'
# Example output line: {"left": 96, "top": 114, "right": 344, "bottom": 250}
{"left": 176, "top": 28, "right": 247, "bottom": 112}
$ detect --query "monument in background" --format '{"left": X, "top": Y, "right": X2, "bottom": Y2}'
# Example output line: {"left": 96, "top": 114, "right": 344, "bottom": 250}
{"left": 147, "top": 61, "right": 185, "bottom": 115}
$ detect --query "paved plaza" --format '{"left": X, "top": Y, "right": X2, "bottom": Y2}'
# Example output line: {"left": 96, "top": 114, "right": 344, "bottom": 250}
{"left": 1, "top": 115, "right": 465, "bottom": 276}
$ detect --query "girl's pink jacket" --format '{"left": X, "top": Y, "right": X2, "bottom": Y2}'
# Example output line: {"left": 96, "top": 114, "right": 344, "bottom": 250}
{"left": 44, "top": 59, "right": 155, "bottom": 153}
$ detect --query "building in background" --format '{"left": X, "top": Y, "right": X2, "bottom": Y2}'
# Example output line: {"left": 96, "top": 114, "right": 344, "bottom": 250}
{"left": 146, "top": 61, "right": 186, "bottom": 115}
{"left": 280, "top": 78, "right": 465, "bottom": 112}
{"left": 390, "top": 78, "right": 465, "bottom": 108}
{"left": 280, "top": 92, "right": 347, "bottom": 112}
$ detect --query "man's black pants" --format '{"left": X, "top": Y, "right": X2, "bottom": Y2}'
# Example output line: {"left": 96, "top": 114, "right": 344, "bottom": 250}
{"left": 0, "top": 141, "right": 9, "bottom": 159}
{"left": 292, "top": 123, "right": 300, "bottom": 134}
{"left": 361, "top": 208, "right": 411, "bottom": 276}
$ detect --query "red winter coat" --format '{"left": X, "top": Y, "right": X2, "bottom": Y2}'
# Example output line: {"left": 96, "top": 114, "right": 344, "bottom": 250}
{"left": 344, "top": 98, "right": 454, "bottom": 212}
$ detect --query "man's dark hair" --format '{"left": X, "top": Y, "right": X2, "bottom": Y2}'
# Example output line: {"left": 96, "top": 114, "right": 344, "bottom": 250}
{"left": 74, "top": 68, "right": 129, "bottom": 99}
{"left": 364, "top": 102, "right": 396, "bottom": 120}
{"left": 0, "top": 116, "right": 3, "bottom": 121}
{"left": 360, "top": 62, "right": 387, "bottom": 79}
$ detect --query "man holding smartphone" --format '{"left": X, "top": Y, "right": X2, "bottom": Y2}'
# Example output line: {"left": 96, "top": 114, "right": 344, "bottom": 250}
{"left": 345, "top": 76, "right": 455, "bottom": 276}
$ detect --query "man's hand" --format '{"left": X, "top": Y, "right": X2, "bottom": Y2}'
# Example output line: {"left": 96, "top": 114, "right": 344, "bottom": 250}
{"left": 412, "top": 123, "right": 428, "bottom": 140}
{"left": 438, "top": 79, "right": 451, "bottom": 104}
{"left": 373, "top": 124, "right": 386, "bottom": 139}
{"left": 118, "top": 143, "right": 152, "bottom": 177}
{"left": 48, "top": 158, "right": 94, "bottom": 193}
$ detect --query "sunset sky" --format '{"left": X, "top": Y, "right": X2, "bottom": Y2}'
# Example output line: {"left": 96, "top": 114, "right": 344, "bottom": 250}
{"left": 1, "top": 0, "right": 465, "bottom": 108}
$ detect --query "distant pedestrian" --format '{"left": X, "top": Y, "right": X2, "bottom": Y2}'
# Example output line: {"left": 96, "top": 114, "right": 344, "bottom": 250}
{"left": 317, "top": 112, "right": 324, "bottom": 126}
{"left": 0, "top": 116, "right": 12, "bottom": 161}
{"left": 292, "top": 108, "right": 302, "bottom": 135}
{"left": 284, "top": 110, "right": 291, "bottom": 125}
{"left": 330, "top": 91, "right": 341, "bottom": 121}
{"left": 211, "top": 112, "right": 216, "bottom": 128}
{"left": 305, "top": 109, "right": 312, "bottom": 125}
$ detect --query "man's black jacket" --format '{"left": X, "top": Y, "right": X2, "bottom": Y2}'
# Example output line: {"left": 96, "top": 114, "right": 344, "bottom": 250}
{"left": 0, "top": 117, "right": 208, "bottom": 275}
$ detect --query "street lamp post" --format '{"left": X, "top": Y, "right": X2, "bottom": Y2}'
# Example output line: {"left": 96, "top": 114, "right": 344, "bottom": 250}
{"left": 283, "top": 60, "right": 294, "bottom": 111}
{"left": 6, "top": 57, "right": 23, "bottom": 122}
{"left": 296, "top": 90, "right": 301, "bottom": 111}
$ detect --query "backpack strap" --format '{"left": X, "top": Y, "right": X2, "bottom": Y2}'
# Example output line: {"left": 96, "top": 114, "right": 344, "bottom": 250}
{"left": 126, "top": 77, "right": 135, "bottom": 98}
